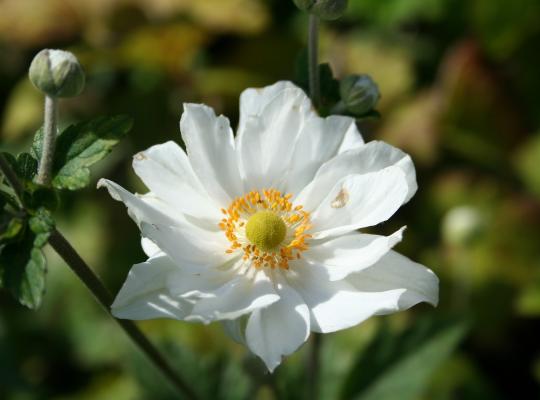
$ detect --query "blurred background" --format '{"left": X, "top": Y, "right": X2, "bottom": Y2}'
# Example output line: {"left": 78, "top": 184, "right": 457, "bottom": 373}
{"left": 1, "top": 0, "right": 540, "bottom": 398}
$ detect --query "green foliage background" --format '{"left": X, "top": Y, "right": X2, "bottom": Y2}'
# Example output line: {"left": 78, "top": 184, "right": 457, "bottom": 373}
{"left": 1, "top": 0, "right": 540, "bottom": 398}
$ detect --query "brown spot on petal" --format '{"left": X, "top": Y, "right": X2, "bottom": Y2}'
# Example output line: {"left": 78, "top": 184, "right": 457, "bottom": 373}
{"left": 134, "top": 152, "right": 147, "bottom": 161}
{"left": 331, "top": 188, "right": 349, "bottom": 208}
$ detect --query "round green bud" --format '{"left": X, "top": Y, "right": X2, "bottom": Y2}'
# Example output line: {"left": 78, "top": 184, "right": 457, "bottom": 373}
{"left": 293, "top": 0, "right": 348, "bottom": 20}
{"left": 339, "top": 74, "right": 380, "bottom": 115}
{"left": 28, "top": 49, "right": 85, "bottom": 98}
{"left": 245, "top": 211, "right": 287, "bottom": 252}
{"left": 293, "top": 0, "right": 315, "bottom": 11}
{"left": 311, "top": 0, "right": 348, "bottom": 20}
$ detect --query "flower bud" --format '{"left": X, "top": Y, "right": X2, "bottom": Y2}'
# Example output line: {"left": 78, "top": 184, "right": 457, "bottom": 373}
{"left": 292, "top": 0, "right": 348, "bottom": 20}
{"left": 28, "top": 49, "right": 85, "bottom": 98}
{"left": 339, "top": 74, "right": 380, "bottom": 115}
{"left": 293, "top": 0, "right": 314, "bottom": 11}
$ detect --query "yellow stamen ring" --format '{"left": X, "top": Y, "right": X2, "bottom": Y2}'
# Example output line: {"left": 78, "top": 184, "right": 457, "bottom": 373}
{"left": 219, "top": 189, "right": 312, "bottom": 270}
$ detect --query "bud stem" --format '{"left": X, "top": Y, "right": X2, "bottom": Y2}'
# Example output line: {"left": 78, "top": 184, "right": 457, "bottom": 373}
{"left": 308, "top": 14, "right": 320, "bottom": 109}
{"left": 307, "top": 13, "right": 323, "bottom": 400}
{"left": 36, "top": 95, "right": 58, "bottom": 185}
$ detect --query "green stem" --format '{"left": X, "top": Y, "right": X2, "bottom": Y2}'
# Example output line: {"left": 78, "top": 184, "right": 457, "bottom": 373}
{"left": 307, "top": 13, "right": 322, "bottom": 400}
{"left": 308, "top": 14, "right": 320, "bottom": 109}
{"left": 36, "top": 95, "right": 58, "bottom": 185}
{"left": 0, "top": 158, "right": 199, "bottom": 400}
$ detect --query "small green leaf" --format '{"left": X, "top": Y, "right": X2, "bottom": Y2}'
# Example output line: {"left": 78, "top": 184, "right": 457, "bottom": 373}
{"left": 51, "top": 115, "right": 132, "bottom": 190}
{"left": 0, "top": 229, "right": 47, "bottom": 309}
{"left": 30, "top": 127, "right": 44, "bottom": 161}
{"left": 0, "top": 215, "right": 24, "bottom": 241}
{"left": 294, "top": 51, "right": 340, "bottom": 113}
{"left": 16, "top": 153, "right": 38, "bottom": 181}
{"left": 341, "top": 318, "right": 468, "bottom": 400}
{"left": 318, "top": 62, "right": 341, "bottom": 107}
{"left": 29, "top": 208, "right": 54, "bottom": 248}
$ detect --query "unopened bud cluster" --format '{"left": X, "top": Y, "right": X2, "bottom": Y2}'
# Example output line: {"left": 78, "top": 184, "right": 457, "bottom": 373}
{"left": 293, "top": 0, "right": 348, "bottom": 20}
{"left": 29, "top": 49, "right": 85, "bottom": 98}
{"left": 339, "top": 74, "right": 380, "bottom": 115}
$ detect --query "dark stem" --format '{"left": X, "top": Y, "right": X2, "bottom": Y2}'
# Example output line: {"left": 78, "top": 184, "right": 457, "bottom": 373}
{"left": 308, "top": 14, "right": 320, "bottom": 109}
{"left": 307, "top": 333, "right": 322, "bottom": 400}
{"left": 36, "top": 95, "right": 58, "bottom": 185}
{"left": 48, "top": 229, "right": 199, "bottom": 400}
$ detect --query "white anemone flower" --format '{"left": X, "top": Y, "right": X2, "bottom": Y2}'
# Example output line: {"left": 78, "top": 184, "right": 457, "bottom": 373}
{"left": 99, "top": 81, "right": 439, "bottom": 372}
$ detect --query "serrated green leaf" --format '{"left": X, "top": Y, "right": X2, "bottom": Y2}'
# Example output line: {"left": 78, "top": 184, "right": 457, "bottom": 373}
{"left": 16, "top": 153, "right": 38, "bottom": 181}
{"left": 30, "top": 127, "right": 44, "bottom": 161}
{"left": 55, "top": 167, "right": 90, "bottom": 191}
{"left": 51, "top": 115, "right": 132, "bottom": 190}
{"left": 0, "top": 229, "right": 47, "bottom": 309}
{"left": 30, "top": 115, "right": 131, "bottom": 190}
{"left": 341, "top": 318, "right": 468, "bottom": 400}
{"left": 29, "top": 208, "right": 54, "bottom": 248}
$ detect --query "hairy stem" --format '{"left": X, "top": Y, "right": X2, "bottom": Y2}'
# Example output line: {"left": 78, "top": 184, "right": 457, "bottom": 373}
{"left": 0, "top": 158, "right": 198, "bottom": 400}
{"left": 36, "top": 95, "right": 58, "bottom": 185}
{"left": 308, "top": 14, "right": 320, "bottom": 109}
{"left": 306, "top": 13, "right": 323, "bottom": 400}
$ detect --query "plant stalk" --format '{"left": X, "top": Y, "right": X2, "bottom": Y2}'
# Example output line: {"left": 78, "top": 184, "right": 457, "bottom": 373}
{"left": 36, "top": 95, "right": 58, "bottom": 185}
{"left": 306, "top": 13, "right": 323, "bottom": 400}
{"left": 308, "top": 14, "right": 321, "bottom": 109}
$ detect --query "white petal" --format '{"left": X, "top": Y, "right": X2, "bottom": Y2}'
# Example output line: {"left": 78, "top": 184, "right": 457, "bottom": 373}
{"left": 303, "top": 227, "right": 405, "bottom": 281}
{"left": 222, "top": 318, "right": 247, "bottom": 345}
{"left": 245, "top": 283, "right": 310, "bottom": 372}
{"left": 140, "top": 221, "right": 230, "bottom": 271}
{"left": 141, "top": 237, "right": 161, "bottom": 258}
{"left": 239, "top": 81, "right": 301, "bottom": 119}
{"left": 336, "top": 119, "right": 364, "bottom": 153}
{"left": 307, "top": 168, "right": 408, "bottom": 238}
{"left": 285, "top": 115, "right": 358, "bottom": 195}
{"left": 298, "top": 141, "right": 417, "bottom": 209}
{"left": 166, "top": 262, "right": 237, "bottom": 300}
{"left": 132, "top": 141, "right": 221, "bottom": 222}
{"left": 180, "top": 103, "right": 243, "bottom": 206}
{"left": 237, "top": 82, "right": 314, "bottom": 190}
{"left": 186, "top": 271, "right": 280, "bottom": 322}
{"left": 98, "top": 179, "right": 178, "bottom": 227}
{"left": 111, "top": 255, "right": 191, "bottom": 320}
{"left": 346, "top": 250, "right": 439, "bottom": 312}
{"left": 290, "top": 251, "right": 438, "bottom": 333}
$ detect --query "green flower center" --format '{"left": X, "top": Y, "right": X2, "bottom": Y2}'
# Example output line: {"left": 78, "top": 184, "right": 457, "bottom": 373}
{"left": 245, "top": 211, "right": 287, "bottom": 252}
